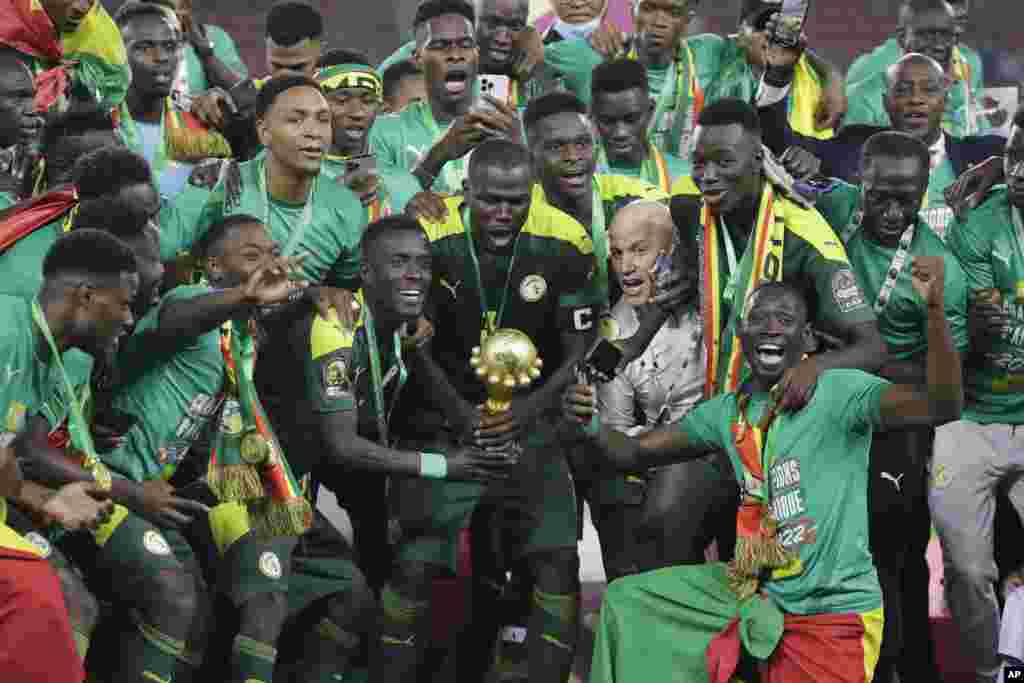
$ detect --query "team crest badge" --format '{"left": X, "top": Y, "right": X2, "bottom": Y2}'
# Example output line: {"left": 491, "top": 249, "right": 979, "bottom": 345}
{"left": 259, "top": 551, "right": 283, "bottom": 579}
{"left": 144, "top": 530, "right": 172, "bottom": 556}
{"left": 520, "top": 274, "right": 547, "bottom": 302}
{"left": 24, "top": 532, "right": 51, "bottom": 558}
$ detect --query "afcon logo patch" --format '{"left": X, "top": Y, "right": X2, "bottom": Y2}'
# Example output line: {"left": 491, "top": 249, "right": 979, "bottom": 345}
{"left": 831, "top": 269, "right": 866, "bottom": 313}
{"left": 519, "top": 274, "right": 547, "bottom": 302}
{"left": 24, "top": 532, "right": 51, "bottom": 558}
{"left": 259, "top": 551, "right": 283, "bottom": 579}
{"left": 143, "top": 530, "right": 172, "bottom": 556}
{"left": 323, "top": 357, "right": 349, "bottom": 399}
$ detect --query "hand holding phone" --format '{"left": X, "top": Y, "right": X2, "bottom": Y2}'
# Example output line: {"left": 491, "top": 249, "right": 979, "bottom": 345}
{"left": 474, "top": 75, "right": 511, "bottom": 113}
{"left": 769, "top": 0, "right": 811, "bottom": 49}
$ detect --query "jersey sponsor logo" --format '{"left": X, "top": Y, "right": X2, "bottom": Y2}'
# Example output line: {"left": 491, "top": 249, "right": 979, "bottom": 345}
{"left": 5, "top": 402, "right": 26, "bottom": 432}
{"left": 519, "top": 274, "right": 548, "bottom": 302}
{"left": 259, "top": 551, "right": 283, "bottom": 579}
{"left": 322, "top": 357, "right": 350, "bottom": 399}
{"left": 143, "top": 530, "right": 172, "bottom": 556}
{"left": 23, "top": 532, "right": 52, "bottom": 558}
{"left": 880, "top": 471, "right": 905, "bottom": 493}
{"left": 831, "top": 268, "right": 867, "bottom": 313}
{"left": 439, "top": 278, "right": 461, "bottom": 300}
{"left": 572, "top": 307, "right": 595, "bottom": 332}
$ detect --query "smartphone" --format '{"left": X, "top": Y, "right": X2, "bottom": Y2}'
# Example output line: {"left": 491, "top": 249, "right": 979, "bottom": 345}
{"left": 475, "top": 74, "right": 511, "bottom": 112}
{"left": 344, "top": 154, "right": 377, "bottom": 178}
{"left": 770, "top": 0, "right": 811, "bottom": 48}
{"left": 580, "top": 338, "right": 624, "bottom": 383}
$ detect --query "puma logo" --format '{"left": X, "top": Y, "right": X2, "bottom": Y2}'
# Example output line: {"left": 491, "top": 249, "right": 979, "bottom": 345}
{"left": 381, "top": 634, "right": 416, "bottom": 648}
{"left": 440, "top": 278, "right": 461, "bottom": 300}
{"left": 351, "top": 366, "right": 367, "bottom": 388}
{"left": 880, "top": 471, "right": 905, "bottom": 493}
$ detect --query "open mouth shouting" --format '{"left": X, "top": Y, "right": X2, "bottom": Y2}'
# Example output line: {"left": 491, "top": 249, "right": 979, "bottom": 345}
{"left": 754, "top": 342, "right": 786, "bottom": 371}
{"left": 557, "top": 168, "right": 589, "bottom": 195}
{"left": 443, "top": 68, "right": 470, "bottom": 98}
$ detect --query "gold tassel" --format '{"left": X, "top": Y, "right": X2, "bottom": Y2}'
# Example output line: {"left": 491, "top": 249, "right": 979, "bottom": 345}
{"left": 165, "top": 125, "right": 232, "bottom": 162}
{"left": 246, "top": 497, "right": 313, "bottom": 539}
{"left": 208, "top": 464, "right": 264, "bottom": 502}
{"left": 726, "top": 530, "right": 795, "bottom": 601}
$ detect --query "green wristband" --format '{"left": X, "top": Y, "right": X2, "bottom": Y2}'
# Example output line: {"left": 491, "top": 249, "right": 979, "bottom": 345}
{"left": 419, "top": 452, "right": 448, "bottom": 479}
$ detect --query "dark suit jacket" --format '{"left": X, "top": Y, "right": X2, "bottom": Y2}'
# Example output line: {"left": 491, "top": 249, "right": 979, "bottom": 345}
{"left": 758, "top": 97, "right": 1006, "bottom": 184}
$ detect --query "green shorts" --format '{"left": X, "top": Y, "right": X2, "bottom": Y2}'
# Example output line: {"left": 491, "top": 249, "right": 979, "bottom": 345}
{"left": 55, "top": 505, "right": 200, "bottom": 599}
{"left": 206, "top": 503, "right": 357, "bottom": 616}
{"left": 391, "top": 430, "right": 579, "bottom": 574}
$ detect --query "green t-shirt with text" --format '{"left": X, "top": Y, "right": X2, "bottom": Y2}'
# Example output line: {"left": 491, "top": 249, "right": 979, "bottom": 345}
{"left": 947, "top": 188, "right": 1024, "bottom": 423}
{"left": 101, "top": 286, "right": 224, "bottom": 483}
{"left": 319, "top": 157, "right": 421, "bottom": 218}
{"left": 677, "top": 369, "right": 888, "bottom": 615}
{"left": 367, "top": 100, "right": 468, "bottom": 195}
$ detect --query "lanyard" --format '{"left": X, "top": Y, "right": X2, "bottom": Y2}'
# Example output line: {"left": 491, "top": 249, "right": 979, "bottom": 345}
{"left": 841, "top": 207, "right": 916, "bottom": 314}
{"left": 30, "top": 299, "right": 100, "bottom": 468}
{"left": 590, "top": 180, "right": 609, "bottom": 304}
{"left": 460, "top": 205, "right": 522, "bottom": 336}
{"left": 256, "top": 158, "right": 316, "bottom": 257}
{"left": 720, "top": 218, "right": 740, "bottom": 305}
{"left": 630, "top": 44, "right": 691, "bottom": 153}
{"left": 362, "top": 303, "right": 408, "bottom": 446}
{"left": 417, "top": 101, "right": 464, "bottom": 192}
{"left": 594, "top": 143, "right": 670, "bottom": 192}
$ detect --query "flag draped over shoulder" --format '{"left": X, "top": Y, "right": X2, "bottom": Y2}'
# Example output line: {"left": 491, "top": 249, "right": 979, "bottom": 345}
{"left": 0, "top": 0, "right": 129, "bottom": 111}
{"left": 0, "top": 184, "right": 77, "bottom": 252}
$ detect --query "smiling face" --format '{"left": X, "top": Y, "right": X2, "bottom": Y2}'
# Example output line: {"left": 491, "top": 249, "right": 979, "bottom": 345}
{"left": 861, "top": 155, "right": 927, "bottom": 247}
{"left": 592, "top": 87, "right": 654, "bottom": 166}
{"left": 551, "top": 0, "right": 604, "bottom": 24}
{"left": 466, "top": 160, "right": 533, "bottom": 253}
{"left": 41, "top": 0, "right": 94, "bottom": 34}
{"left": 206, "top": 220, "right": 280, "bottom": 289}
{"left": 363, "top": 229, "right": 433, "bottom": 322}
{"left": 884, "top": 58, "right": 947, "bottom": 142}
{"left": 529, "top": 111, "right": 595, "bottom": 204}
{"left": 738, "top": 285, "right": 813, "bottom": 387}
{"left": 692, "top": 123, "right": 763, "bottom": 215}
{"left": 257, "top": 86, "right": 332, "bottom": 177}
{"left": 900, "top": 6, "right": 957, "bottom": 70}
{"left": 633, "top": 0, "right": 690, "bottom": 57}
{"left": 477, "top": 0, "right": 529, "bottom": 73}
{"left": 415, "top": 14, "right": 479, "bottom": 112}
{"left": 324, "top": 85, "right": 381, "bottom": 155}
{"left": 123, "top": 12, "right": 183, "bottom": 101}
{"left": 0, "top": 59, "right": 41, "bottom": 148}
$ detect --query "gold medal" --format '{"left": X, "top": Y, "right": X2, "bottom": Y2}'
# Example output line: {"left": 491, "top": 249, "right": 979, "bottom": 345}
{"left": 240, "top": 431, "right": 270, "bottom": 465}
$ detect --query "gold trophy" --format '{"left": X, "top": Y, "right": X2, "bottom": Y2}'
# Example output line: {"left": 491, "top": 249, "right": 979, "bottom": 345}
{"left": 470, "top": 329, "right": 543, "bottom": 453}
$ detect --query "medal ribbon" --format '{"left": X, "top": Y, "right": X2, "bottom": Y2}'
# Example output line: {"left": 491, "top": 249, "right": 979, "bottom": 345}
{"left": 628, "top": 40, "right": 702, "bottom": 156}
{"left": 256, "top": 157, "right": 317, "bottom": 257}
{"left": 700, "top": 184, "right": 783, "bottom": 398}
{"left": 207, "top": 320, "right": 311, "bottom": 537}
{"left": 460, "top": 204, "right": 523, "bottom": 337}
{"left": 590, "top": 180, "right": 610, "bottom": 306}
{"left": 840, "top": 201, "right": 916, "bottom": 314}
{"left": 30, "top": 299, "right": 110, "bottom": 484}
{"left": 362, "top": 302, "right": 408, "bottom": 446}
{"left": 593, "top": 142, "right": 671, "bottom": 192}
{"left": 951, "top": 48, "right": 976, "bottom": 136}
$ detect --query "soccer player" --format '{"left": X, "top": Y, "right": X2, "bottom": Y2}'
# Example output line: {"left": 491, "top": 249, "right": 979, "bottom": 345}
{"left": 937, "top": 110, "right": 1024, "bottom": 683}
{"left": 139, "top": 0, "right": 248, "bottom": 95}
{"left": 565, "top": 264, "right": 962, "bottom": 683}
{"left": 315, "top": 49, "right": 421, "bottom": 217}
{"left": 845, "top": 0, "right": 989, "bottom": 138}
{"left": 0, "top": 48, "right": 43, "bottom": 203}
{"left": 116, "top": 1, "right": 232, "bottom": 200}
{"left": 759, "top": 51, "right": 1004, "bottom": 240}
{"left": 375, "top": 140, "right": 598, "bottom": 683}
{"left": 0, "top": 228, "right": 138, "bottom": 682}
{"left": 590, "top": 59, "right": 691, "bottom": 191}
{"left": 814, "top": 131, "right": 968, "bottom": 683}
{"left": 368, "top": 0, "right": 520, "bottom": 195}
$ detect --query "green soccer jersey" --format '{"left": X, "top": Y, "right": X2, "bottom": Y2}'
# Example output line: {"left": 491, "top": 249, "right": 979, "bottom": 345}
{"left": 847, "top": 37, "right": 984, "bottom": 92}
{"left": 604, "top": 149, "right": 692, "bottom": 193}
{"left": 674, "top": 192, "right": 877, "bottom": 392}
{"left": 367, "top": 101, "right": 469, "bottom": 195}
{"left": 304, "top": 306, "right": 404, "bottom": 445}
{"left": 0, "top": 217, "right": 66, "bottom": 299}
{"left": 159, "top": 158, "right": 365, "bottom": 289}
{"left": 947, "top": 188, "right": 1024, "bottom": 423}
{"left": 543, "top": 33, "right": 724, "bottom": 158}
{"left": 921, "top": 154, "right": 958, "bottom": 241}
{"left": 0, "top": 296, "right": 64, "bottom": 449}
{"left": 815, "top": 181, "right": 969, "bottom": 360}
{"left": 177, "top": 25, "right": 248, "bottom": 96}
{"left": 677, "top": 369, "right": 889, "bottom": 615}
{"left": 417, "top": 195, "right": 600, "bottom": 404}
{"left": 319, "top": 157, "right": 421, "bottom": 217}
{"left": 100, "top": 286, "right": 224, "bottom": 483}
